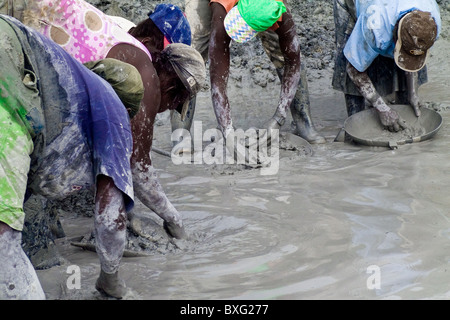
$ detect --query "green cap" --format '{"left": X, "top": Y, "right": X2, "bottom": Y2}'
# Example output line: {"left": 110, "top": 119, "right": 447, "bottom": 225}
{"left": 237, "top": 0, "right": 286, "bottom": 32}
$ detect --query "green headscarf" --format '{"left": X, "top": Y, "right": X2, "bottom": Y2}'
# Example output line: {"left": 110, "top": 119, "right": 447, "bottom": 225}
{"left": 237, "top": 0, "right": 287, "bottom": 32}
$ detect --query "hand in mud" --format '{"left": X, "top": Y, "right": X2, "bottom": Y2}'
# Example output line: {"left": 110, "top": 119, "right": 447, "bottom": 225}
{"left": 163, "top": 221, "right": 187, "bottom": 239}
{"left": 263, "top": 117, "right": 282, "bottom": 131}
{"left": 409, "top": 94, "right": 423, "bottom": 117}
{"left": 377, "top": 108, "right": 407, "bottom": 132}
{"left": 261, "top": 117, "right": 282, "bottom": 140}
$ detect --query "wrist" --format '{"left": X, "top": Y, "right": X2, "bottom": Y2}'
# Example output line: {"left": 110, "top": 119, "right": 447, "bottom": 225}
{"left": 374, "top": 98, "right": 390, "bottom": 113}
{"left": 272, "top": 114, "right": 286, "bottom": 127}
{"left": 222, "top": 123, "right": 234, "bottom": 139}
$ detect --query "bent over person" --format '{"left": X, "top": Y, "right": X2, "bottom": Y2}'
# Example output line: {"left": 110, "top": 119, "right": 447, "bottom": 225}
{"left": 0, "top": 4, "right": 206, "bottom": 298}
{"left": 332, "top": 0, "right": 441, "bottom": 132}
{"left": 18, "top": 0, "right": 206, "bottom": 239}
{"left": 181, "top": 0, "right": 326, "bottom": 144}
{"left": 0, "top": 14, "right": 137, "bottom": 299}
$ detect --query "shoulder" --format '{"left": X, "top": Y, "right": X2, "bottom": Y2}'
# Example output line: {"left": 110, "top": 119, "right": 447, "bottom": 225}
{"left": 107, "top": 44, "right": 155, "bottom": 73}
{"left": 210, "top": 0, "right": 238, "bottom": 12}
{"left": 107, "top": 15, "right": 136, "bottom": 32}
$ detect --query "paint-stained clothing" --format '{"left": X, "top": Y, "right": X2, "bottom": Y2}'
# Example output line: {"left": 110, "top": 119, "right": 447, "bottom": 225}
{"left": 0, "top": 15, "right": 134, "bottom": 231}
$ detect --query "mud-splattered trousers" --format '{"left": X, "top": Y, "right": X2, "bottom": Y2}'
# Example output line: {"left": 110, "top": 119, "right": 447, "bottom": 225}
{"left": 0, "top": 15, "right": 134, "bottom": 298}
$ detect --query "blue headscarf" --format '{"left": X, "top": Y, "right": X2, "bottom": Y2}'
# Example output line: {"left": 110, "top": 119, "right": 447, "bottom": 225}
{"left": 149, "top": 4, "right": 192, "bottom": 45}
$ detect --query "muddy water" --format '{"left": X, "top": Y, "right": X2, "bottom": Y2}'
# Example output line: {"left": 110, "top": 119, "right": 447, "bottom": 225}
{"left": 37, "top": 38, "right": 450, "bottom": 300}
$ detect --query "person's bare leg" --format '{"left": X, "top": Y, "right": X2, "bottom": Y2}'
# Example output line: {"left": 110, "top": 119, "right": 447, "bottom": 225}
{"left": 0, "top": 222, "right": 45, "bottom": 299}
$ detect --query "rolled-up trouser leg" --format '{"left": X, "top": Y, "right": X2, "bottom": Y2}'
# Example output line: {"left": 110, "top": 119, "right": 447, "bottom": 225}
{"left": 94, "top": 183, "right": 126, "bottom": 275}
{"left": 184, "top": 0, "right": 211, "bottom": 62}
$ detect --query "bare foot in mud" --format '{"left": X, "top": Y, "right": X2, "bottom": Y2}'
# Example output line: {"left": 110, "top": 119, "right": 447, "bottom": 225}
{"left": 95, "top": 270, "right": 126, "bottom": 299}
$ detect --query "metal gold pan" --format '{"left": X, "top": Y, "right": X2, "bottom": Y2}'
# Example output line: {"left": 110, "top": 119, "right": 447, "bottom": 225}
{"left": 344, "top": 104, "right": 443, "bottom": 149}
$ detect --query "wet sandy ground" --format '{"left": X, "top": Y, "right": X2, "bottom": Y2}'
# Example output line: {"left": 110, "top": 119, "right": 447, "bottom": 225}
{"left": 36, "top": 31, "right": 450, "bottom": 300}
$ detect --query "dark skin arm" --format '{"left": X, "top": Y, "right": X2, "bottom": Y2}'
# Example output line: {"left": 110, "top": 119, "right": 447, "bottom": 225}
{"left": 270, "top": 4, "right": 302, "bottom": 128}
{"left": 346, "top": 19, "right": 423, "bottom": 131}
{"left": 106, "top": 44, "right": 186, "bottom": 239}
{"left": 209, "top": 3, "right": 233, "bottom": 137}
{"left": 106, "top": 43, "right": 159, "bottom": 167}
{"left": 209, "top": 1, "right": 301, "bottom": 136}
{"left": 347, "top": 62, "right": 407, "bottom": 132}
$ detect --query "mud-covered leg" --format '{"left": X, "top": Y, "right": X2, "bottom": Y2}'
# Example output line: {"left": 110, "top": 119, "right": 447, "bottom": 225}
{"left": 94, "top": 176, "right": 127, "bottom": 299}
{"left": 258, "top": 31, "right": 326, "bottom": 144}
{"left": 289, "top": 63, "right": 326, "bottom": 144}
{"left": 184, "top": 0, "right": 212, "bottom": 61}
{"left": 172, "top": 0, "right": 211, "bottom": 145}
{"left": 0, "top": 223, "right": 45, "bottom": 300}
{"left": 345, "top": 94, "right": 365, "bottom": 116}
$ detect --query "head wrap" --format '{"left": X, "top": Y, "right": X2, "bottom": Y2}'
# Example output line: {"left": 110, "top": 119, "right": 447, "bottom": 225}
{"left": 149, "top": 4, "right": 192, "bottom": 45}
{"left": 224, "top": 0, "right": 286, "bottom": 43}
{"left": 162, "top": 43, "right": 206, "bottom": 119}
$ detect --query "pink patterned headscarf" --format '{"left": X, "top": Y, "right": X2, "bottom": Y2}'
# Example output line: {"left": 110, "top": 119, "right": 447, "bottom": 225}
{"left": 25, "top": 0, "right": 151, "bottom": 63}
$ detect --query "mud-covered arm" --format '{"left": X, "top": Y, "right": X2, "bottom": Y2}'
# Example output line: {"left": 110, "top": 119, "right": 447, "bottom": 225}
{"left": 130, "top": 102, "right": 186, "bottom": 239}
{"left": 130, "top": 105, "right": 186, "bottom": 239}
{"left": 131, "top": 163, "right": 185, "bottom": 239}
{"left": 271, "top": 9, "right": 302, "bottom": 126}
{"left": 209, "top": 2, "right": 233, "bottom": 138}
{"left": 347, "top": 62, "right": 406, "bottom": 132}
{"left": 107, "top": 44, "right": 186, "bottom": 239}
{"left": 406, "top": 71, "right": 422, "bottom": 117}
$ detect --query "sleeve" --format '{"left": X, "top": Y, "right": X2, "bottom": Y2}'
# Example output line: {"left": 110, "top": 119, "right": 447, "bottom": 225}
{"left": 343, "top": 16, "right": 380, "bottom": 72}
{"left": 210, "top": 0, "right": 239, "bottom": 12}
